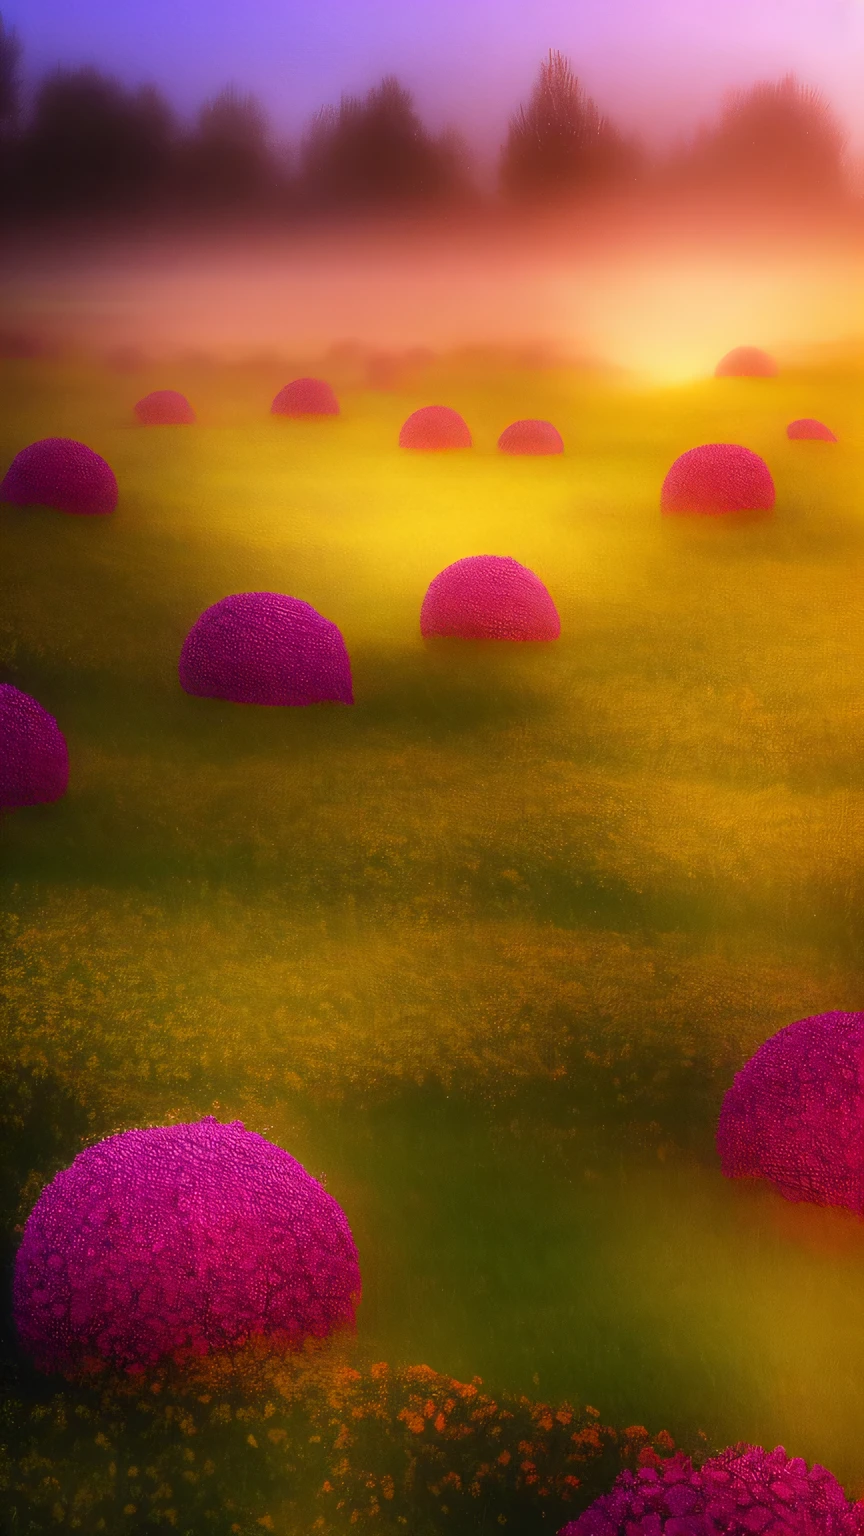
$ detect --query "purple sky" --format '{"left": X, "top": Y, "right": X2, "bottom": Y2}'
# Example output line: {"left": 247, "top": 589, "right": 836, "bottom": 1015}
{"left": 5, "top": 0, "right": 864, "bottom": 156}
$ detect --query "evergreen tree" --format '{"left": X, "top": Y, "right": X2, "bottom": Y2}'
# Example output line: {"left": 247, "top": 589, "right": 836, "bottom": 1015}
{"left": 684, "top": 75, "right": 846, "bottom": 195}
{"left": 0, "top": 11, "right": 21, "bottom": 134}
{"left": 500, "top": 50, "right": 639, "bottom": 199}
{"left": 301, "top": 75, "right": 463, "bottom": 207}
{"left": 23, "top": 68, "right": 176, "bottom": 210}
{"left": 184, "top": 86, "right": 277, "bottom": 206}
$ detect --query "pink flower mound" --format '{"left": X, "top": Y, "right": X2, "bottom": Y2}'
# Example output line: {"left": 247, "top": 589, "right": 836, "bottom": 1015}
{"left": 13, "top": 1117, "right": 362, "bottom": 1373}
{"left": 0, "top": 684, "right": 69, "bottom": 809}
{"left": 399, "top": 405, "right": 472, "bottom": 451}
{"left": 135, "top": 390, "right": 196, "bottom": 425}
{"left": 498, "top": 419, "right": 564, "bottom": 455}
{"left": 558, "top": 1445, "right": 864, "bottom": 1536}
{"left": 421, "top": 556, "right": 560, "bottom": 641}
{"left": 661, "top": 444, "right": 775, "bottom": 516}
{"left": 717, "top": 1011, "right": 864, "bottom": 1212}
{"left": 0, "top": 438, "right": 118, "bottom": 515}
{"left": 271, "top": 378, "right": 340, "bottom": 416}
{"left": 179, "top": 592, "right": 353, "bottom": 706}
{"left": 715, "top": 347, "right": 778, "bottom": 377}
{"left": 787, "top": 419, "right": 837, "bottom": 442}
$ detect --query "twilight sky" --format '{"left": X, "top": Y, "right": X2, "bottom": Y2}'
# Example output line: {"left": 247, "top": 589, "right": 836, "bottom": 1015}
{"left": 5, "top": 0, "right": 864, "bottom": 155}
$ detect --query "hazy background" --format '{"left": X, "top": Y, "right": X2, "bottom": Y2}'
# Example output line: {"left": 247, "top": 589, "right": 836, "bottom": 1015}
{"left": 5, "top": 0, "right": 864, "bottom": 161}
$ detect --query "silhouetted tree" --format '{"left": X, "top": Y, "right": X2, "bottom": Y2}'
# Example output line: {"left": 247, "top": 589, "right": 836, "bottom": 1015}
{"left": 183, "top": 86, "right": 279, "bottom": 206}
{"left": 681, "top": 75, "right": 846, "bottom": 196}
{"left": 0, "top": 11, "right": 21, "bottom": 134}
{"left": 300, "top": 75, "right": 466, "bottom": 208}
{"left": 500, "top": 50, "right": 640, "bottom": 199}
{"left": 21, "top": 68, "right": 176, "bottom": 211}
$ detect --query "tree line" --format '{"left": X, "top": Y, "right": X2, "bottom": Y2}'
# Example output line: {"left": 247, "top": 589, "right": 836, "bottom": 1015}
{"left": 0, "top": 18, "right": 850, "bottom": 219}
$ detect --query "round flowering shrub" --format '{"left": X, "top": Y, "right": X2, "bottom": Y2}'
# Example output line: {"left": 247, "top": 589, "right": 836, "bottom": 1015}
{"left": 498, "top": 419, "right": 564, "bottom": 455}
{"left": 0, "top": 684, "right": 68, "bottom": 809}
{"left": 718, "top": 1011, "right": 864, "bottom": 1211}
{"left": 559, "top": 1443, "right": 864, "bottom": 1536}
{"left": 13, "top": 1117, "right": 362, "bottom": 1373}
{"left": 661, "top": 444, "right": 775, "bottom": 515}
{"left": 135, "top": 389, "right": 196, "bottom": 425}
{"left": 271, "top": 378, "right": 340, "bottom": 416}
{"left": 421, "top": 555, "right": 560, "bottom": 641}
{"left": 787, "top": 418, "right": 837, "bottom": 442}
{"left": 715, "top": 347, "right": 778, "bottom": 378}
{"left": 179, "top": 592, "right": 353, "bottom": 706}
{"left": 0, "top": 438, "right": 118, "bottom": 515}
{"left": 399, "top": 405, "right": 472, "bottom": 451}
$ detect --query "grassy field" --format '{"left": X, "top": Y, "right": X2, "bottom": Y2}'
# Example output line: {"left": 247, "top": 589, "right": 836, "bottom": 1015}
{"left": 2, "top": 344, "right": 864, "bottom": 1524}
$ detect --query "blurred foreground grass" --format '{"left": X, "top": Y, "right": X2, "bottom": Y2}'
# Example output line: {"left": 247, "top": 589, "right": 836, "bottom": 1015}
{"left": 1, "top": 346, "right": 864, "bottom": 1526}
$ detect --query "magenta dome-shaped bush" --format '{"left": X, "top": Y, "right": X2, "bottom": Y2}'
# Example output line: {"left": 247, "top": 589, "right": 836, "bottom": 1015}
{"left": 661, "top": 443, "right": 775, "bottom": 515}
{"left": 271, "top": 378, "right": 340, "bottom": 417}
{"left": 421, "top": 555, "right": 560, "bottom": 641}
{"left": 498, "top": 419, "right": 564, "bottom": 455}
{"left": 1, "top": 438, "right": 118, "bottom": 516}
{"left": 558, "top": 1444, "right": 863, "bottom": 1536}
{"left": 179, "top": 592, "right": 353, "bottom": 706}
{"left": 399, "top": 405, "right": 472, "bottom": 451}
{"left": 13, "top": 1116, "right": 362, "bottom": 1373}
{"left": 135, "top": 390, "right": 196, "bottom": 425}
{"left": 0, "top": 684, "right": 68, "bottom": 809}
{"left": 787, "top": 418, "right": 837, "bottom": 442}
{"left": 715, "top": 346, "right": 778, "bottom": 377}
{"left": 717, "top": 1011, "right": 864, "bottom": 1212}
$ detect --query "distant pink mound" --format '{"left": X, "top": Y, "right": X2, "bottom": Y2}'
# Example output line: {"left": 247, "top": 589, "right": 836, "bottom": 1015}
{"left": 421, "top": 555, "right": 560, "bottom": 641}
{"left": 498, "top": 419, "right": 564, "bottom": 455}
{"left": 13, "top": 1117, "right": 362, "bottom": 1373}
{"left": 179, "top": 591, "right": 353, "bottom": 706}
{"left": 399, "top": 405, "right": 472, "bottom": 451}
{"left": 0, "top": 684, "right": 68, "bottom": 809}
{"left": 559, "top": 1444, "right": 863, "bottom": 1536}
{"left": 271, "top": 378, "right": 340, "bottom": 417}
{"left": 135, "top": 390, "right": 196, "bottom": 425}
{"left": 715, "top": 346, "right": 778, "bottom": 377}
{"left": 661, "top": 443, "right": 775, "bottom": 515}
{"left": 787, "top": 418, "right": 837, "bottom": 442}
{"left": 718, "top": 1011, "right": 864, "bottom": 1212}
{"left": 0, "top": 438, "right": 118, "bottom": 516}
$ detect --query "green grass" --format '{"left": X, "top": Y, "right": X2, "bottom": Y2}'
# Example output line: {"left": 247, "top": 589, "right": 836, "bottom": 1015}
{"left": 2, "top": 347, "right": 864, "bottom": 1517}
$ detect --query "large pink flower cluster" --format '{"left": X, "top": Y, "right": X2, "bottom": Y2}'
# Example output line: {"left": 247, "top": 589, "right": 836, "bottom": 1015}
{"left": 717, "top": 1011, "right": 864, "bottom": 1212}
{"left": 661, "top": 445, "right": 775, "bottom": 516}
{"left": 13, "top": 1117, "right": 362, "bottom": 1373}
{"left": 420, "top": 555, "right": 560, "bottom": 641}
{"left": 0, "top": 683, "right": 69, "bottom": 808}
{"left": 715, "top": 347, "right": 778, "bottom": 378}
{"left": 179, "top": 591, "right": 354, "bottom": 705}
{"left": 559, "top": 1445, "right": 863, "bottom": 1536}
{"left": 1, "top": 437, "right": 118, "bottom": 515}
{"left": 271, "top": 378, "right": 340, "bottom": 416}
{"left": 135, "top": 390, "right": 196, "bottom": 425}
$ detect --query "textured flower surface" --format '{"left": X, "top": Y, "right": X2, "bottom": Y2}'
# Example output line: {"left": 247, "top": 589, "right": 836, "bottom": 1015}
{"left": 498, "top": 419, "right": 564, "bottom": 455}
{"left": 421, "top": 555, "right": 560, "bottom": 640}
{"left": 271, "top": 378, "right": 340, "bottom": 416}
{"left": 787, "top": 419, "right": 837, "bottom": 441}
{"left": 715, "top": 347, "right": 778, "bottom": 377}
{"left": 135, "top": 390, "right": 196, "bottom": 425}
{"left": 399, "top": 405, "right": 472, "bottom": 450}
{"left": 14, "top": 1117, "right": 362, "bottom": 1372}
{"left": 717, "top": 1011, "right": 864, "bottom": 1211}
{"left": 661, "top": 444, "right": 776, "bottom": 515}
{"left": 559, "top": 1444, "right": 864, "bottom": 1536}
{"left": 0, "top": 438, "right": 118, "bottom": 515}
{"left": 179, "top": 591, "right": 354, "bottom": 705}
{"left": 0, "top": 683, "right": 69, "bottom": 809}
